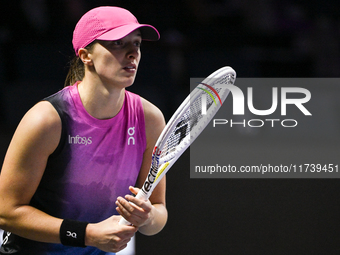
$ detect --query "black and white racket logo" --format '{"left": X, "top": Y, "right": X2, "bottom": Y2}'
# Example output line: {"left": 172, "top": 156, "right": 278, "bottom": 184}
{"left": 175, "top": 121, "right": 188, "bottom": 145}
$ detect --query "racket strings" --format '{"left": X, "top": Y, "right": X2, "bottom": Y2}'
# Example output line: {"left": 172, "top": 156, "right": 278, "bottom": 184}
{"left": 159, "top": 72, "right": 235, "bottom": 162}
{"left": 189, "top": 82, "right": 224, "bottom": 128}
{"left": 159, "top": 89, "right": 215, "bottom": 161}
{"left": 189, "top": 73, "right": 234, "bottom": 134}
{"left": 160, "top": 112, "right": 191, "bottom": 160}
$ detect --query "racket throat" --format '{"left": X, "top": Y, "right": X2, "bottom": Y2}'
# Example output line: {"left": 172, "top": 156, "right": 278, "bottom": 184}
{"left": 143, "top": 163, "right": 159, "bottom": 193}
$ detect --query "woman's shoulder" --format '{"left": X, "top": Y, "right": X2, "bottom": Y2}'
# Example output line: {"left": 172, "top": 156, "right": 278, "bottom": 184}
{"left": 25, "top": 101, "right": 61, "bottom": 128}
{"left": 17, "top": 101, "right": 61, "bottom": 144}
{"left": 10, "top": 101, "right": 62, "bottom": 157}
{"left": 139, "top": 97, "right": 165, "bottom": 146}
{"left": 140, "top": 97, "right": 165, "bottom": 126}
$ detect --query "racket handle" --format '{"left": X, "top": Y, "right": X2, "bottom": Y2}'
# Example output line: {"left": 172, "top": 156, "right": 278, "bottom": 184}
{"left": 118, "top": 190, "right": 149, "bottom": 225}
{"left": 119, "top": 216, "right": 132, "bottom": 226}
{"left": 135, "top": 189, "right": 149, "bottom": 200}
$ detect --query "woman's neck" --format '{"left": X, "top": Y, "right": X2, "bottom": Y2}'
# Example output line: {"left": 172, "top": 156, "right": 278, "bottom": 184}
{"left": 77, "top": 79, "right": 126, "bottom": 120}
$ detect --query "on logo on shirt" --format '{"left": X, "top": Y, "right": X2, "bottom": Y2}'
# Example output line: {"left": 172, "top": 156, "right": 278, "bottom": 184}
{"left": 128, "top": 127, "right": 135, "bottom": 145}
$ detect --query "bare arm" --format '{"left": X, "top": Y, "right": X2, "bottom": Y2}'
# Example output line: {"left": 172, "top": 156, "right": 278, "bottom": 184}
{"left": 0, "top": 101, "right": 63, "bottom": 243}
{"left": 116, "top": 97, "right": 168, "bottom": 235}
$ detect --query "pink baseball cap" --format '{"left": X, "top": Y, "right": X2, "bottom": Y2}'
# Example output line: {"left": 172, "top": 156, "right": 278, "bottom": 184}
{"left": 72, "top": 6, "right": 160, "bottom": 56}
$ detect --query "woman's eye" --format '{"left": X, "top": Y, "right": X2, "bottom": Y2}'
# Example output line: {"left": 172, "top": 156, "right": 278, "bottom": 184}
{"left": 112, "top": 40, "right": 122, "bottom": 46}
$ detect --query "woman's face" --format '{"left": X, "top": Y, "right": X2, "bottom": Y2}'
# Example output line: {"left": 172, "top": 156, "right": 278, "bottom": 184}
{"left": 88, "top": 29, "right": 142, "bottom": 88}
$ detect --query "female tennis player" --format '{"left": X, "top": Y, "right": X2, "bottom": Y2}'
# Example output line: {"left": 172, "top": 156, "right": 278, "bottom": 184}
{"left": 0, "top": 6, "right": 167, "bottom": 254}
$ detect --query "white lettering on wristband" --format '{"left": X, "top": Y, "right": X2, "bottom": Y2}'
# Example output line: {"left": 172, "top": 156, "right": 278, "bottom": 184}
{"left": 3, "top": 231, "right": 11, "bottom": 245}
{"left": 66, "top": 231, "right": 77, "bottom": 239}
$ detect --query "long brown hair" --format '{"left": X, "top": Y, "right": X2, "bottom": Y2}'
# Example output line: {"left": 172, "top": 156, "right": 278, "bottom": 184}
{"left": 64, "top": 42, "right": 95, "bottom": 87}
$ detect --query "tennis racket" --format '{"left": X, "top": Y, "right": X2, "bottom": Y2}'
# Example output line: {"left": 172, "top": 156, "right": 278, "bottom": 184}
{"left": 119, "top": 66, "right": 236, "bottom": 225}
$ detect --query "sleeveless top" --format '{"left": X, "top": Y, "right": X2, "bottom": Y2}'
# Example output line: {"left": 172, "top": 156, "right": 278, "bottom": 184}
{"left": 0, "top": 83, "right": 146, "bottom": 254}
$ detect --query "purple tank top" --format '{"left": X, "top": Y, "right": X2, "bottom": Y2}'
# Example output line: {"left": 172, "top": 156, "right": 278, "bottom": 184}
{"left": 1, "top": 84, "right": 146, "bottom": 254}
{"left": 33, "top": 83, "right": 146, "bottom": 222}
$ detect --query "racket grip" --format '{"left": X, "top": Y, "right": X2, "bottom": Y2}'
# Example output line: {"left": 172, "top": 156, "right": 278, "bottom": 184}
{"left": 118, "top": 190, "right": 149, "bottom": 225}
{"left": 135, "top": 189, "right": 149, "bottom": 201}
{"left": 119, "top": 217, "right": 132, "bottom": 226}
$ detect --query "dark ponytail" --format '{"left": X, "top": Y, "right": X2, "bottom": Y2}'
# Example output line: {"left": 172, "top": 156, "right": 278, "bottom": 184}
{"left": 64, "top": 42, "right": 96, "bottom": 87}
{"left": 64, "top": 56, "right": 85, "bottom": 87}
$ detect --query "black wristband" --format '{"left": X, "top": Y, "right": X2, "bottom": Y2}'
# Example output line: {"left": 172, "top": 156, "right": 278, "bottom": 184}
{"left": 59, "top": 219, "right": 88, "bottom": 247}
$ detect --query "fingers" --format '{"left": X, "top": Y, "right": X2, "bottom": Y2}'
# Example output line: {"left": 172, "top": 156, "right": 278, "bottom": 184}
{"left": 109, "top": 236, "right": 131, "bottom": 253}
{"left": 87, "top": 216, "right": 137, "bottom": 253}
{"left": 117, "top": 195, "right": 152, "bottom": 215}
{"left": 115, "top": 196, "right": 152, "bottom": 226}
{"left": 115, "top": 197, "right": 142, "bottom": 221}
{"left": 108, "top": 236, "right": 128, "bottom": 252}
{"left": 128, "top": 186, "right": 139, "bottom": 195}
{"left": 115, "top": 197, "right": 134, "bottom": 218}
{"left": 115, "top": 244, "right": 127, "bottom": 253}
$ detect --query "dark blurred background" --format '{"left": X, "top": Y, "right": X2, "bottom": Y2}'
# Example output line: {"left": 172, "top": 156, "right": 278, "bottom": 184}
{"left": 1, "top": 0, "right": 340, "bottom": 254}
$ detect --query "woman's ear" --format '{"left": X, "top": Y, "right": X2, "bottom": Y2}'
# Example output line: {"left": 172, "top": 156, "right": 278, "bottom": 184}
{"left": 78, "top": 48, "right": 93, "bottom": 66}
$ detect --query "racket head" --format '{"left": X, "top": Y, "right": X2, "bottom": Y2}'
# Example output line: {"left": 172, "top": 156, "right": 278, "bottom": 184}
{"left": 148, "top": 66, "right": 236, "bottom": 192}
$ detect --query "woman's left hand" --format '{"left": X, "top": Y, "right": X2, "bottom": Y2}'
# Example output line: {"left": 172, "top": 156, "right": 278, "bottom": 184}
{"left": 116, "top": 186, "right": 153, "bottom": 227}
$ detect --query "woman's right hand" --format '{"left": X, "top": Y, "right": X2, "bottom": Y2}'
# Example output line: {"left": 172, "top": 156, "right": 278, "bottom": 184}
{"left": 85, "top": 215, "right": 138, "bottom": 253}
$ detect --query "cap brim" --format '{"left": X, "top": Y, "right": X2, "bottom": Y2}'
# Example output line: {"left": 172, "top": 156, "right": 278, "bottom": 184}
{"left": 97, "top": 24, "right": 160, "bottom": 41}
